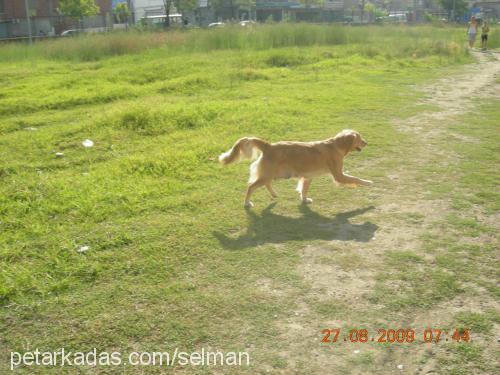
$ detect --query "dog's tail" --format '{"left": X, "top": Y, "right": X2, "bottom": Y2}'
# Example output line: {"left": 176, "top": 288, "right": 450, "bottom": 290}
{"left": 219, "top": 137, "right": 269, "bottom": 165}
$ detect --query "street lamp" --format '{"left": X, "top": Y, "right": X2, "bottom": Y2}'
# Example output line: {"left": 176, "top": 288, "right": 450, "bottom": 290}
{"left": 24, "top": 0, "right": 33, "bottom": 44}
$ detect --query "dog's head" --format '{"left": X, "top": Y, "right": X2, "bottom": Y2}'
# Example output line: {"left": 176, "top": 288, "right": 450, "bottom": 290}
{"left": 334, "top": 129, "right": 368, "bottom": 154}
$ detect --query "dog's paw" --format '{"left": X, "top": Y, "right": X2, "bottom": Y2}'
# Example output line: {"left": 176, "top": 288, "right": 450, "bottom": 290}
{"left": 244, "top": 201, "right": 254, "bottom": 209}
{"left": 302, "top": 198, "right": 313, "bottom": 204}
{"left": 361, "top": 179, "right": 373, "bottom": 186}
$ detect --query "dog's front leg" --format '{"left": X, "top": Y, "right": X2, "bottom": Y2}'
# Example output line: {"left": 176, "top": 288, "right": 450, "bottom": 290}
{"left": 330, "top": 164, "right": 372, "bottom": 187}
{"left": 340, "top": 174, "right": 373, "bottom": 186}
{"left": 335, "top": 173, "right": 373, "bottom": 187}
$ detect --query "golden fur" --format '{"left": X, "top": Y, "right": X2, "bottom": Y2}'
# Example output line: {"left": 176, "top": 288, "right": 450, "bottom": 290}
{"left": 219, "top": 129, "right": 373, "bottom": 207}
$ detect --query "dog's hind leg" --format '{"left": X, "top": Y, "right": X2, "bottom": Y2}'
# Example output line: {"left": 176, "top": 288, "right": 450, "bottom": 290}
{"left": 265, "top": 182, "right": 278, "bottom": 199}
{"left": 244, "top": 179, "right": 267, "bottom": 208}
{"left": 297, "top": 178, "right": 313, "bottom": 204}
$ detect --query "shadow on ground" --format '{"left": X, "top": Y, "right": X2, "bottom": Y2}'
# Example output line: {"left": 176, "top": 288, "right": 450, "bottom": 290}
{"left": 214, "top": 203, "right": 378, "bottom": 250}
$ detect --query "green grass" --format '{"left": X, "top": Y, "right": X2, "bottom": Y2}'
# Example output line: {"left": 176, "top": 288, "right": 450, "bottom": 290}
{"left": 454, "top": 311, "right": 497, "bottom": 334}
{"left": 0, "top": 25, "right": 498, "bottom": 373}
{"left": 488, "top": 27, "right": 500, "bottom": 49}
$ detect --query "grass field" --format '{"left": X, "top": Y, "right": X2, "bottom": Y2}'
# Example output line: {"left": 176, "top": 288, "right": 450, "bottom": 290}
{"left": 0, "top": 25, "right": 499, "bottom": 373}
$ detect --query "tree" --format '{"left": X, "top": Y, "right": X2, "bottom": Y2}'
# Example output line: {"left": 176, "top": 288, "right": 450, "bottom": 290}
{"left": 210, "top": 0, "right": 233, "bottom": 20}
{"left": 163, "top": 0, "right": 173, "bottom": 27}
{"left": 364, "top": 1, "right": 376, "bottom": 21}
{"left": 299, "top": 0, "right": 324, "bottom": 7}
{"left": 58, "top": 0, "right": 99, "bottom": 20}
{"left": 113, "top": 3, "right": 131, "bottom": 24}
{"left": 364, "top": 1, "right": 385, "bottom": 22}
{"left": 174, "top": 0, "right": 198, "bottom": 16}
{"left": 210, "top": 0, "right": 256, "bottom": 21}
{"left": 438, "top": 0, "right": 467, "bottom": 20}
{"left": 359, "top": 0, "right": 366, "bottom": 22}
{"left": 236, "top": 0, "right": 255, "bottom": 20}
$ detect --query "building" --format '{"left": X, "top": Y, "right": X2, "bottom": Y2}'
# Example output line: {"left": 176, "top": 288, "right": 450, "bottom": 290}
{"left": 0, "top": 0, "right": 112, "bottom": 39}
{"left": 473, "top": 1, "right": 500, "bottom": 19}
{"left": 130, "top": 0, "right": 167, "bottom": 22}
{"left": 129, "top": 0, "right": 215, "bottom": 27}
{"left": 255, "top": 0, "right": 345, "bottom": 22}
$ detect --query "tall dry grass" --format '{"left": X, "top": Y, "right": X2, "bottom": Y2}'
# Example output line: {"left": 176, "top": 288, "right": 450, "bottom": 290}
{"left": 0, "top": 24, "right": 471, "bottom": 62}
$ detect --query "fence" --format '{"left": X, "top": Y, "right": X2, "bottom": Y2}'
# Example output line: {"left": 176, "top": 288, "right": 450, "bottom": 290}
{"left": 0, "top": 14, "right": 116, "bottom": 39}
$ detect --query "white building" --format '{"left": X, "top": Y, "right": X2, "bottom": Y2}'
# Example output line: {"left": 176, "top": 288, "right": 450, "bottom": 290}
{"left": 130, "top": 0, "right": 171, "bottom": 22}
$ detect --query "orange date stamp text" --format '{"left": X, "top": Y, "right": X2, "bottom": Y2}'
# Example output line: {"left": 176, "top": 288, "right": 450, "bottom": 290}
{"left": 321, "top": 328, "right": 471, "bottom": 344}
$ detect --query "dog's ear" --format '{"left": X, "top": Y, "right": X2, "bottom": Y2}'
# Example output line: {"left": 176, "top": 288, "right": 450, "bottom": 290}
{"left": 336, "top": 131, "right": 356, "bottom": 152}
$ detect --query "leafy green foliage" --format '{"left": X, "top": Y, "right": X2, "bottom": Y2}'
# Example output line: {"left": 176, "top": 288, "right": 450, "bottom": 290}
{"left": 298, "top": 0, "right": 325, "bottom": 7}
{"left": 174, "top": 0, "right": 198, "bottom": 14}
{"left": 438, "top": 0, "right": 467, "bottom": 18}
{"left": 210, "top": 0, "right": 256, "bottom": 18}
{"left": 364, "top": 1, "right": 386, "bottom": 20}
{"left": 58, "top": 0, "right": 99, "bottom": 19}
{"left": 113, "top": 3, "right": 131, "bottom": 23}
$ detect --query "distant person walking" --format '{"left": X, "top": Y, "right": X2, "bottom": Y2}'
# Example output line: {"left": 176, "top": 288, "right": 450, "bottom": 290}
{"left": 467, "top": 16, "right": 478, "bottom": 48}
{"left": 481, "top": 21, "right": 490, "bottom": 50}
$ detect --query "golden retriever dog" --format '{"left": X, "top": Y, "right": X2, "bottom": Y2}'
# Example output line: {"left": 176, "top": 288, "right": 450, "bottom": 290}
{"left": 219, "top": 129, "right": 373, "bottom": 208}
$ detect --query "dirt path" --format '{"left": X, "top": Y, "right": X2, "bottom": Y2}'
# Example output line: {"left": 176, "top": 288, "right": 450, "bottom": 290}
{"left": 399, "top": 50, "right": 500, "bottom": 136}
{"left": 271, "top": 50, "right": 500, "bottom": 374}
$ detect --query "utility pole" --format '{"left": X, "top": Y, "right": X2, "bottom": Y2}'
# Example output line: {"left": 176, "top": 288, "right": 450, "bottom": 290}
{"left": 24, "top": 0, "right": 33, "bottom": 44}
{"left": 452, "top": 0, "right": 456, "bottom": 22}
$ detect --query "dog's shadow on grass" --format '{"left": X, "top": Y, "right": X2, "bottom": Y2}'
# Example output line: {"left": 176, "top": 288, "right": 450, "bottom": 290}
{"left": 214, "top": 203, "right": 378, "bottom": 250}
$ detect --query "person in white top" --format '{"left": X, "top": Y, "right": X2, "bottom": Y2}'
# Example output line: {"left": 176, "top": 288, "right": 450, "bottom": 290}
{"left": 467, "top": 16, "right": 478, "bottom": 48}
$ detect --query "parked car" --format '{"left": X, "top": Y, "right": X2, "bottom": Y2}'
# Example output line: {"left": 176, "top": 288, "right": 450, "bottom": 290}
{"left": 60, "top": 29, "right": 79, "bottom": 37}
{"left": 239, "top": 20, "right": 256, "bottom": 27}
{"left": 208, "top": 22, "right": 225, "bottom": 28}
{"left": 140, "top": 14, "right": 183, "bottom": 28}
{"left": 386, "top": 13, "right": 408, "bottom": 23}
